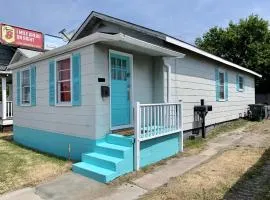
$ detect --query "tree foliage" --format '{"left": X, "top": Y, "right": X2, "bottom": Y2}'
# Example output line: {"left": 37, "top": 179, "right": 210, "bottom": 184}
{"left": 195, "top": 15, "right": 270, "bottom": 92}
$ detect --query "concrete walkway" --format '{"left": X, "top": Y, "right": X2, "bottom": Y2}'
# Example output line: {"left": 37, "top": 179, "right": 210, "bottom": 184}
{"left": 0, "top": 129, "right": 247, "bottom": 200}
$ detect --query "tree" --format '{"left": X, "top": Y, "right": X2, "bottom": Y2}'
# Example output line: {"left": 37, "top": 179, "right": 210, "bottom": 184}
{"left": 195, "top": 15, "right": 270, "bottom": 93}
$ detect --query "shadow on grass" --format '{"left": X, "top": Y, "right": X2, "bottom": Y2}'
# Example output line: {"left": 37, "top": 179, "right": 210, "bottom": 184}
{"left": 223, "top": 147, "right": 270, "bottom": 200}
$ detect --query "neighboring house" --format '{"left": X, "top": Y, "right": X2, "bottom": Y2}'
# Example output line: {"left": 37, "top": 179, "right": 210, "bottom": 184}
{"left": 8, "top": 11, "right": 261, "bottom": 183}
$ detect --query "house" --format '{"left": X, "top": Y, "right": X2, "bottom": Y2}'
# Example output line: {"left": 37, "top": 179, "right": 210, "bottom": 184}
{"left": 8, "top": 11, "right": 261, "bottom": 183}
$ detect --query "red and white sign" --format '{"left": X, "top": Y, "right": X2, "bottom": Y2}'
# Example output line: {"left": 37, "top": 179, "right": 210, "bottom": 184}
{"left": 0, "top": 23, "right": 43, "bottom": 50}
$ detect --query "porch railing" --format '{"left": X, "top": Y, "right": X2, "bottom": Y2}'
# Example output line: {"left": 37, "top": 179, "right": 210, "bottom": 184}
{"left": 6, "top": 101, "right": 13, "bottom": 118}
{"left": 134, "top": 101, "right": 183, "bottom": 170}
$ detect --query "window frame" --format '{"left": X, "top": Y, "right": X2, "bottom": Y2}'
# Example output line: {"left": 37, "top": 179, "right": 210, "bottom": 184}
{"left": 20, "top": 67, "right": 31, "bottom": 106}
{"left": 55, "top": 54, "right": 73, "bottom": 106}
{"left": 238, "top": 75, "right": 244, "bottom": 92}
{"left": 218, "top": 70, "right": 226, "bottom": 101}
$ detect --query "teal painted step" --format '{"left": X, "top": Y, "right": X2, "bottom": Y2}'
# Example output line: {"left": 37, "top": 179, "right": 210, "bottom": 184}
{"left": 82, "top": 152, "right": 122, "bottom": 171}
{"left": 72, "top": 134, "right": 134, "bottom": 183}
{"left": 73, "top": 162, "right": 116, "bottom": 183}
{"left": 95, "top": 142, "right": 130, "bottom": 158}
{"left": 106, "top": 134, "right": 134, "bottom": 147}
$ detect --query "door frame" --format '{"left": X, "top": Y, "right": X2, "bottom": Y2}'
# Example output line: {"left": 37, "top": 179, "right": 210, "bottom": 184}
{"left": 109, "top": 49, "right": 134, "bottom": 131}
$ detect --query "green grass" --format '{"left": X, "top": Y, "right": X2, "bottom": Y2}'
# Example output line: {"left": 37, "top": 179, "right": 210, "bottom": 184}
{"left": 184, "top": 119, "right": 249, "bottom": 149}
{"left": 0, "top": 133, "right": 71, "bottom": 194}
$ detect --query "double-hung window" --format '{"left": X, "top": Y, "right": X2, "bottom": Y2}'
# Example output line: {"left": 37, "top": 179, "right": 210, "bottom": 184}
{"left": 216, "top": 68, "right": 228, "bottom": 101}
{"left": 219, "top": 72, "right": 225, "bottom": 100}
{"left": 56, "top": 58, "right": 71, "bottom": 104}
{"left": 238, "top": 75, "right": 244, "bottom": 91}
{"left": 21, "top": 69, "right": 31, "bottom": 105}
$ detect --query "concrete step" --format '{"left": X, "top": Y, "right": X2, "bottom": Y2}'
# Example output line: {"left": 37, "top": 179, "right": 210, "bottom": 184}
{"left": 82, "top": 152, "right": 122, "bottom": 171}
{"left": 72, "top": 162, "right": 116, "bottom": 183}
{"left": 106, "top": 134, "right": 134, "bottom": 147}
{"left": 95, "top": 142, "right": 130, "bottom": 158}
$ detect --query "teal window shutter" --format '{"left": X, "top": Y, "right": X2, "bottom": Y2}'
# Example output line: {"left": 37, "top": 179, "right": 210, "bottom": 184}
{"left": 16, "top": 71, "right": 21, "bottom": 106}
{"left": 72, "top": 53, "right": 81, "bottom": 106}
{"left": 236, "top": 74, "right": 239, "bottom": 91}
{"left": 215, "top": 68, "right": 219, "bottom": 101}
{"left": 30, "top": 66, "right": 36, "bottom": 106}
{"left": 225, "top": 72, "right": 228, "bottom": 101}
{"left": 49, "top": 60, "right": 55, "bottom": 106}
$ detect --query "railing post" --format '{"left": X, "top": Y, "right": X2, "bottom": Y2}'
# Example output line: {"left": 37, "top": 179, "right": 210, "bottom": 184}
{"left": 180, "top": 102, "right": 184, "bottom": 152}
{"left": 134, "top": 102, "right": 141, "bottom": 170}
{"left": 2, "top": 77, "right": 7, "bottom": 120}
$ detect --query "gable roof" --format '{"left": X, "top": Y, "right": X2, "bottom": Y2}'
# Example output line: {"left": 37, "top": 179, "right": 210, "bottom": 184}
{"left": 71, "top": 11, "right": 261, "bottom": 78}
{"left": 9, "top": 48, "right": 42, "bottom": 65}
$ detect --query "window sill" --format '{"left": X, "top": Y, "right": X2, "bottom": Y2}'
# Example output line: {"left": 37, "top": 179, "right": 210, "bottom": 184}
{"left": 55, "top": 103, "right": 72, "bottom": 107}
{"left": 238, "top": 89, "right": 244, "bottom": 92}
{"left": 20, "top": 103, "right": 31, "bottom": 107}
{"left": 217, "top": 99, "right": 226, "bottom": 102}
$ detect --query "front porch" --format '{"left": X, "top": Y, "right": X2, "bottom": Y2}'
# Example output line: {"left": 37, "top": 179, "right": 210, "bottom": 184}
{"left": 73, "top": 101, "right": 183, "bottom": 182}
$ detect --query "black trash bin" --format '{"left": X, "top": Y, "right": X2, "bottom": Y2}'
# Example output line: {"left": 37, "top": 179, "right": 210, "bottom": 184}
{"left": 248, "top": 104, "right": 265, "bottom": 121}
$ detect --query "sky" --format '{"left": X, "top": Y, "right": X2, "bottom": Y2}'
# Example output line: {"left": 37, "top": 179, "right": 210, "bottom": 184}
{"left": 0, "top": 0, "right": 269, "bottom": 44}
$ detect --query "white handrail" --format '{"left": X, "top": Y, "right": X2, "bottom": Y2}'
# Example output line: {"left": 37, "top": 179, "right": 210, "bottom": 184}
{"left": 134, "top": 101, "right": 183, "bottom": 170}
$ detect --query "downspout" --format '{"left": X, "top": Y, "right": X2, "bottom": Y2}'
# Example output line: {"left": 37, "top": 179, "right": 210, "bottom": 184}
{"left": 163, "top": 56, "right": 185, "bottom": 103}
{"left": 163, "top": 61, "right": 171, "bottom": 103}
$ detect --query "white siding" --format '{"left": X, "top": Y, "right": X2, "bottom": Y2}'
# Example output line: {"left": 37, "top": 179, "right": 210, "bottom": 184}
{"left": 13, "top": 45, "right": 97, "bottom": 139}
{"left": 168, "top": 54, "right": 255, "bottom": 131}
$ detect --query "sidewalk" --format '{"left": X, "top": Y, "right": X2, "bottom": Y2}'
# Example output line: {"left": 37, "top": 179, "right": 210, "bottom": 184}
{"left": 0, "top": 127, "right": 249, "bottom": 200}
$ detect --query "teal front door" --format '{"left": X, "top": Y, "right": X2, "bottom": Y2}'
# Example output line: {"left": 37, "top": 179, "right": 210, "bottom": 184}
{"left": 110, "top": 52, "right": 131, "bottom": 128}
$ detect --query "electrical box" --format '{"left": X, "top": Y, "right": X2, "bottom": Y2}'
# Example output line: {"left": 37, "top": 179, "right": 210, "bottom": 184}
{"left": 101, "top": 86, "right": 110, "bottom": 98}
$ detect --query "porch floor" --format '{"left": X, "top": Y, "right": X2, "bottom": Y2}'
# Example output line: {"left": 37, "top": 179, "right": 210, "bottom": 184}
{"left": 112, "top": 128, "right": 134, "bottom": 136}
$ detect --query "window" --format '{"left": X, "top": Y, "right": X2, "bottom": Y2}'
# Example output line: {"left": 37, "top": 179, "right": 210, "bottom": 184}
{"left": 21, "top": 69, "right": 31, "bottom": 104}
{"left": 56, "top": 58, "right": 71, "bottom": 103}
{"left": 219, "top": 72, "right": 225, "bottom": 100}
{"left": 238, "top": 76, "right": 244, "bottom": 91}
{"left": 111, "top": 57, "right": 128, "bottom": 81}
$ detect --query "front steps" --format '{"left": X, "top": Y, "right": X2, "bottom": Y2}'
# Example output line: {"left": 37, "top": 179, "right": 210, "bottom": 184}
{"left": 72, "top": 134, "right": 134, "bottom": 183}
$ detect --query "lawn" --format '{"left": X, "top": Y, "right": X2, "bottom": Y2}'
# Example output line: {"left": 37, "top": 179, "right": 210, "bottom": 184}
{"left": 0, "top": 133, "right": 71, "bottom": 194}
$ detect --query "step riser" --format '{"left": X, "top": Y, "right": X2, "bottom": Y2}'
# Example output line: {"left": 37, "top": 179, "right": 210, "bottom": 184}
{"left": 95, "top": 146, "right": 125, "bottom": 158}
{"left": 73, "top": 165, "right": 107, "bottom": 183}
{"left": 106, "top": 134, "right": 134, "bottom": 147}
{"left": 82, "top": 154, "right": 117, "bottom": 171}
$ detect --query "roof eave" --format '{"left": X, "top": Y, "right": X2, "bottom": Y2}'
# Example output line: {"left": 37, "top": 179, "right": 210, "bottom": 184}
{"left": 166, "top": 36, "right": 262, "bottom": 78}
{"left": 8, "top": 33, "right": 184, "bottom": 70}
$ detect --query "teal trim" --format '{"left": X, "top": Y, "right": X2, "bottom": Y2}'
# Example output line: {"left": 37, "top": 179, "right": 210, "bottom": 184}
{"left": 16, "top": 71, "right": 21, "bottom": 106}
{"left": 140, "top": 132, "right": 180, "bottom": 167}
{"left": 13, "top": 125, "right": 97, "bottom": 161}
{"left": 72, "top": 53, "right": 81, "bottom": 106}
{"left": 110, "top": 52, "right": 131, "bottom": 127}
{"left": 49, "top": 60, "right": 55, "bottom": 106}
{"left": 225, "top": 71, "right": 228, "bottom": 101}
{"left": 236, "top": 74, "right": 239, "bottom": 91}
{"left": 30, "top": 66, "right": 36, "bottom": 106}
{"left": 215, "top": 68, "right": 219, "bottom": 101}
